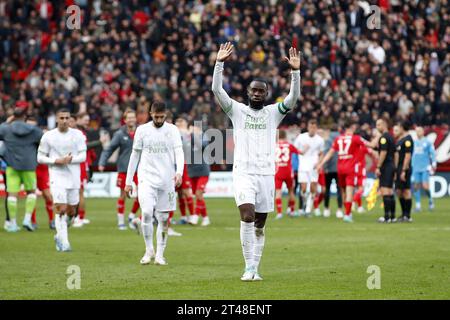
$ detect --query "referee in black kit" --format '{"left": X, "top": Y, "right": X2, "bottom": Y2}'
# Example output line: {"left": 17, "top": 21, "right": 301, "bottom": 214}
{"left": 393, "top": 121, "right": 414, "bottom": 222}
{"left": 374, "top": 118, "right": 397, "bottom": 223}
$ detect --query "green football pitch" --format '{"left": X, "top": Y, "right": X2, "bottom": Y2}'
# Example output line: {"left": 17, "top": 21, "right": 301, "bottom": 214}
{"left": 0, "top": 197, "right": 449, "bottom": 300}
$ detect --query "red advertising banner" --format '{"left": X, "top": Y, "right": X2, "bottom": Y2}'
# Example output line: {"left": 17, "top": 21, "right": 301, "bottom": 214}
{"left": 426, "top": 127, "right": 450, "bottom": 172}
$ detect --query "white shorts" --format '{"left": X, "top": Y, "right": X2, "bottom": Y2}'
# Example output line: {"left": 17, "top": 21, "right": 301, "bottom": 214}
{"left": 233, "top": 172, "right": 274, "bottom": 213}
{"left": 138, "top": 183, "right": 176, "bottom": 213}
{"left": 298, "top": 170, "right": 319, "bottom": 184}
{"left": 51, "top": 187, "right": 79, "bottom": 206}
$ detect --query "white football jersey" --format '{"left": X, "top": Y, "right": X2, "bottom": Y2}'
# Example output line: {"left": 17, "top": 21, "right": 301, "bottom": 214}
{"left": 133, "top": 121, "right": 183, "bottom": 189}
{"left": 38, "top": 128, "right": 87, "bottom": 188}
{"left": 294, "top": 132, "right": 324, "bottom": 172}
{"left": 225, "top": 101, "right": 287, "bottom": 175}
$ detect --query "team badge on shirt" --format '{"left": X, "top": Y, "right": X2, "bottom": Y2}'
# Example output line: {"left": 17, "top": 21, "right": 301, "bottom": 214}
{"left": 380, "top": 137, "right": 387, "bottom": 145}
{"left": 168, "top": 191, "right": 175, "bottom": 206}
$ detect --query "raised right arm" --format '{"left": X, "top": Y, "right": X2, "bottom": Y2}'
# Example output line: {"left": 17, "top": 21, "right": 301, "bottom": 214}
{"left": 212, "top": 61, "right": 233, "bottom": 114}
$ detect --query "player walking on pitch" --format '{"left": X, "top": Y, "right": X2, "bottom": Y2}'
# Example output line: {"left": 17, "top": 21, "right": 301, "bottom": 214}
{"left": 316, "top": 120, "right": 367, "bottom": 223}
{"left": 37, "top": 109, "right": 87, "bottom": 251}
{"left": 373, "top": 118, "right": 397, "bottom": 223}
{"left": 212, "top": 42, "right": 301, "bottom": 281}
{"left": 294, "top": 119, "right": 324, "bottom": 216}
{"left": 393, "top": 122, "right": 414, "bottom": 222}
{"left": 98, "top": 108, "right": 141, "bottom": 231}
{"left": 0, "top": 108, "right": 43, "bottom": 232}
{"left": 274, "top": 129, "right": 301, "bottom": 220}
{"left": 125, "top": 101, "right": 184, "bottom": 266}
{"left": 411, "top": 126, "right": 436, "bottom": 211}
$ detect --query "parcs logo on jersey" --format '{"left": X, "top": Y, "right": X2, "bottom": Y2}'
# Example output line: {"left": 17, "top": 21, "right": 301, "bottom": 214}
{"left": 380, "top": 137, "right": 387, "bottom": 145}
{"left": 405, "top": 140, "right": 412, "bottom": 147}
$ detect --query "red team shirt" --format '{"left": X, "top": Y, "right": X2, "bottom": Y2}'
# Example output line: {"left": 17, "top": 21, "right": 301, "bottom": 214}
{"left": 332, "top": 133, "right": 365, "bottom": 188}
{"left": 355, "top": 144, "right": 369, "bottom": 186}
{"left": 275, "top": 140, "right": 299, "bottom": 189}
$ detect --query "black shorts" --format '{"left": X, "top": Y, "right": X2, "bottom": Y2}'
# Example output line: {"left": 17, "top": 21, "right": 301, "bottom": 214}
{"left": 396, "top": 169, "right": 411, "bottom": 190}
{"left": 380, "top": 164, "right": 395, "bottom": 188}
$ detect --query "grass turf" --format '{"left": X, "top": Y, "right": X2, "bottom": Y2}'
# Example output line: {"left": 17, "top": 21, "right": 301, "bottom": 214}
{"left": 0, "top": 197, "right": 449, "bottom": 300}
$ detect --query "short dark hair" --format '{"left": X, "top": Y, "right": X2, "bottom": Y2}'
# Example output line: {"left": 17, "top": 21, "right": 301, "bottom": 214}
{"left": 308, "top": 119, "right": 318, "bottom": 126}
{"left": 26, "top": 115, "right": 37, "bottom": 122}
{"left": 123, "top": 108, "right": 136, "bottom": 119}
{"left": 151, "top": 101, "right": 167, "bottom": 113}
{"left": 56, "top": 108, "right": 70, "bottom": 115}
{"left": 250, "top": 78, "right": 268, "bottom": 88}
{"left": 344, "top": 118, "right": 356, "bottom": 129}
{"left": 397, "top": 120, "right": 411, "bottom": 131}
{"left": 13, "top": 107, "right": 26, "bottom": 118}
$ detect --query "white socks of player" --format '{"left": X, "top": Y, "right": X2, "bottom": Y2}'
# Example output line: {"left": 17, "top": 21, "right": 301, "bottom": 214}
{"left": 306, "top": 193, "right": 314, "bottom": 214}
{"left": 117, "top": 214, "right": 125, "bottom": 226}
{"left": 240, "top": 221, "right": 255, "bottom": 270}
{"left": 55, "top": 214, "right": 69, "bottom": 246}
{"left": 155, "top": 211, "right": 169, "bottom": 259}
{"left": 301, "top": 191, "right": 309, "bottom": 213}
{"left": 254, "top": 227, "right": 265, "bottom": 270}
{"left": 141, "top": 212, "right": 155, "bottom": 255}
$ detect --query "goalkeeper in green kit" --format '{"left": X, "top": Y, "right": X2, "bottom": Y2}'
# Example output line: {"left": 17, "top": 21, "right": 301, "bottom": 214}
{"left": 0, "top": 108, "right": 43, "bottom": 232}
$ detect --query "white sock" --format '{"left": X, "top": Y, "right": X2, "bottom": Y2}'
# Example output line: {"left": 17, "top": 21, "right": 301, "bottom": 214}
{"left": 11, "top": 218, "right": 17, "bottom": 226}
{"left": 155, "top": 211, "right": 169, "bottom": 258}
{"left": 141, "top": 212, "right": 154, "bottom": 254}
{"left": 59, "top": 215, "right": 69, "bottom": 245}
{"left": 128, "top": 213, "right": 136, "bottom": 220}
{"left": 306, "top": 193, "right": 314, "bottom": 212}
{"left": 240, "top": 221, "right": 255, "bottom": 270}
{"left": 254, "top": 227, "right": 265, "bottom": 271}
{"left": 117, "top": 214, "right": 125, "bottom": 225}
{"left": 55, "top": 214, "right": 62, "bottom": 237}
{"left": 23, "top": 213, "right": 31, "bottom": 221}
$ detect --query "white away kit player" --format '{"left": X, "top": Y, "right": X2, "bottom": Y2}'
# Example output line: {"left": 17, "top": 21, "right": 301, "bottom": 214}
{"left": 125, "top": 101, "right": 184, "bottom": 266}
{"left": 294, "top": 119, "right": 324, "bottom": 215}
{"left": 212, "top": 42, "right": 301, "bottom": 281}
{"left": 37, "top": 108, "right": 87, "bottom": 252}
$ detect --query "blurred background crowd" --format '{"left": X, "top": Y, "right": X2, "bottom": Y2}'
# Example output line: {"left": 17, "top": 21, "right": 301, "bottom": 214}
{"left": 0, "top": 0, "right": 449, "bottom": 145}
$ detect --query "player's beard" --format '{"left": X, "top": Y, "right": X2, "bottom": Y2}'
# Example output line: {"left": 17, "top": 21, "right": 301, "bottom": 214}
{"left": 249, "top": 99, "right": 265, "bottom": 110}
{"left": 154, "top": 121, "right": 164, "bottom": 128}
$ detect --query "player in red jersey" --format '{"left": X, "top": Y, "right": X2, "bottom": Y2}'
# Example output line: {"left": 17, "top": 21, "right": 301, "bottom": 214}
{"left": 31, "top": 164, "right": 54, "bottom": 229}
{"left": 352, "top": 142, "right": 376, "bottom": 213}
{"left": 316, "top": 119, "right": 367, "bottom": 223}
{"left": 274, "top": 130, "right": 302, "bottom": 219}
{"left": 313, "top": 168, "right": 326, "bottom": 216}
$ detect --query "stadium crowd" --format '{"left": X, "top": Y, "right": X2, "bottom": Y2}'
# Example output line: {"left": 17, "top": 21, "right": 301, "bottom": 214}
{"left": 0, "top": 0, "right": 449, "bottom": 135}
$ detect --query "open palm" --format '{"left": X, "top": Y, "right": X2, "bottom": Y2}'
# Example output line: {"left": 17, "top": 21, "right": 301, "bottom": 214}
{"left": 284, "top": 47, "right": 301, "bottom": 70}
{"left": 217, "top": 42, "right": 234, "bottom": 62}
